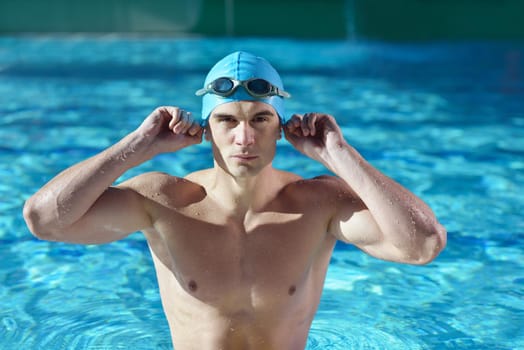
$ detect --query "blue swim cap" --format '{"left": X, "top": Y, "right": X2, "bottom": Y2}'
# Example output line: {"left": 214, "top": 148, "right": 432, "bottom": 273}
{"left": 197, "top": 51, "right": 288, "bottom": 124}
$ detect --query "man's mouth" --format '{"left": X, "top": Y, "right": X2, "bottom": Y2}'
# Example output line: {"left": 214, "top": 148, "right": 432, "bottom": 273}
{"left": 232, "top": 154, "right": 258, "bottom": 161}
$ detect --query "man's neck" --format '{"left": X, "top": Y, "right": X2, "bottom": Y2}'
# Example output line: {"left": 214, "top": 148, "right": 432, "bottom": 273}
{"left": 209, "top": 165, "right": 280, "bottom": 216}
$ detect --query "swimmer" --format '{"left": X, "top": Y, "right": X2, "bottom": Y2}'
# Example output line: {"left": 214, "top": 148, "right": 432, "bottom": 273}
{"left": 23, "top": 51, "right": 446, "bottom": 350}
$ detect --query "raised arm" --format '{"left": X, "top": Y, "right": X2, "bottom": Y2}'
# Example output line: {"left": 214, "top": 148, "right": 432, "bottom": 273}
{"left": 284, "top": 113, "right": 446, "bottom": 264}
{"left": 23, "top": 107, "right": 202, "bottom": 244}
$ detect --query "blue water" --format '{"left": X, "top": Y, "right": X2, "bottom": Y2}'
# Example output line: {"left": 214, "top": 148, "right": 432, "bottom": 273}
{"left": 1, "top": 36, "right": 523, "bottom": 349}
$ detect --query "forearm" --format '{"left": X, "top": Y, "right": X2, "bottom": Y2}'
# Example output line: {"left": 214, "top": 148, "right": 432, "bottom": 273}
{"left": 24, "top": 131, "right": 149, "bottom": 233}
{"left": 324, "top": 141, "right": 446, "bottom": 261}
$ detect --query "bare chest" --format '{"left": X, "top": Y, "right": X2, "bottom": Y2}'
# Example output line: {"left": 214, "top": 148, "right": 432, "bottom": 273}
{"left": 146, "top": 200, "right": 335, "bottom": 308}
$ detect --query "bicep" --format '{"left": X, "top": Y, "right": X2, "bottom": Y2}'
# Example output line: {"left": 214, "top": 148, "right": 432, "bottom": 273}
{"left": 61, "top": 186, "right": 151, "bottom": 244}
{"left": 329, "top": 198, "right": 405, "bottom": 262}
{"left": 329, "top": 199, "right": 382, "bottom": 246}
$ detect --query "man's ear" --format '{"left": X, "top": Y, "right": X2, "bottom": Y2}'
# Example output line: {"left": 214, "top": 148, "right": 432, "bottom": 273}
{"left": 204, "top": 126, "right": 212, "bottom": 141}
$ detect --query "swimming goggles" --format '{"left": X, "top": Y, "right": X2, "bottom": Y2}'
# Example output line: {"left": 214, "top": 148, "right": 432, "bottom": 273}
{"left": 195, "top": 77, "right": 291, "bottom": 99}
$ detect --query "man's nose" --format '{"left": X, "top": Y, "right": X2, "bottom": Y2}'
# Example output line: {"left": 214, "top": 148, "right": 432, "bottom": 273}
{"left": 234, "top": 122, "right": 255, "bottom": 146}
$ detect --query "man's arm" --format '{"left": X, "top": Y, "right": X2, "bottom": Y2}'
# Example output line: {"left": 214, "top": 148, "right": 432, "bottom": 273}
{"left": 23, "top": 107, "right": 202, "bottom": 244}
{"left": 284, "top": 113, "right": 446, "bottom": 264}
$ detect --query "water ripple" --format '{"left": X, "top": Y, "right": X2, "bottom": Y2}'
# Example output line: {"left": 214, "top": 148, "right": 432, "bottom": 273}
{"left": 307, "top": 321, "right": 427, "bottom": 350}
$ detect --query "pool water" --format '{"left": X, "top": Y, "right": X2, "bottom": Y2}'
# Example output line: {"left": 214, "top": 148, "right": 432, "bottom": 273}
{"left": 1, "top": 36, "right": 523, "bottom": 349}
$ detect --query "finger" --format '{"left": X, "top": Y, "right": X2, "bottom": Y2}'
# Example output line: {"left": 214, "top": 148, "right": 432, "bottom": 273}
{"left": 168, "top": 107, "right": 181, "bottom": 129}
{"left": 173, "top": 110, "right": 191, "bottom": 134}
{"left": 188, "top": 120, "right": 202, "bottom": 136}
{"left": 171, "top": 111, "right": 184, "bottom": 132}
{"left": 180, "top": 112, "right": 197, "bottom": 134}
{"left": 296, "top": 117, "right": 307, "bottom": 136}
{"left": 283, "top": 125, "right": 296, "bottom": 142}
{"left": 301, "top": 113, "right": 311, "bottom": 136}
{"left": 292, "top": 114, "right": 302, "bottom": 129}
{"left": 308, "top": 113, "right": 317, "bottom": 136}
{"left": 285, "top": 117, "right": 301, "bottom": 137}
{"left": 285, "top": 114, "right": 298, "bottom": 126}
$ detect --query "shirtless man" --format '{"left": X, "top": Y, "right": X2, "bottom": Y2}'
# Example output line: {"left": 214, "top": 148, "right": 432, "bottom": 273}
{"left": 23, "top": 51, "right": 446, "bottom": 350}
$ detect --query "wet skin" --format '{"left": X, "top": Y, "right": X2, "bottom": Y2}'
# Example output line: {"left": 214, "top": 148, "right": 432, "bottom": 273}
{"left": 23, "top": 102, "right": 446, "bottom": 350}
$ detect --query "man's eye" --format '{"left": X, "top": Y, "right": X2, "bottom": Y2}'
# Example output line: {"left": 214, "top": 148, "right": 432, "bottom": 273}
{"left": 219, "top": 117, "right": 236, "bottom": 123}
{"left": 254, "top": 116, "right": 269, "bottom": 122}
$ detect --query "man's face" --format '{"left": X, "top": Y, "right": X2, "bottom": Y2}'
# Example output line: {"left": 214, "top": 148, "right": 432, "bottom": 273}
{"left": 206, "top": 101, "right": 281, "bottom": 178}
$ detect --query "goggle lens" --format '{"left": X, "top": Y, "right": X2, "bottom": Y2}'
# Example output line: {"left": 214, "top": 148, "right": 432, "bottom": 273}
{"left": 246, "top": 79, "right": 271, "bottom": 96}
{"left": 211, "top": 78, "right": 235, "bottom": 94}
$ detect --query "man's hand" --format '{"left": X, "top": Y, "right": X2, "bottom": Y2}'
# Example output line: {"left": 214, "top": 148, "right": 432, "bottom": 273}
{"left": 284, "top": 113, "right": 346, "bottom": 165}
{"left": 136, "top": 106, "right": 203, "bottom": 158}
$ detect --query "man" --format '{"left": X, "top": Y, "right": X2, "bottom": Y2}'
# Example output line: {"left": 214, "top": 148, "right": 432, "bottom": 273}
{"left": 24, "top": 51, "right": 446, "bottom": 350}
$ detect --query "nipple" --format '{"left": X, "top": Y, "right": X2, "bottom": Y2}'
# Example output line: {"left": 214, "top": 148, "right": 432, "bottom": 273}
{"left": 188, "top": 280, "right": 198, "bottom": 292}
{"left": 288, "top": 285, "right": 296, "bottom": 296}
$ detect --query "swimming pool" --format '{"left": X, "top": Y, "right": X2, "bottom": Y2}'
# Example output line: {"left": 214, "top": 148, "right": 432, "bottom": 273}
{"left": 1, "top": 36, "right": 523, "bottom": 349}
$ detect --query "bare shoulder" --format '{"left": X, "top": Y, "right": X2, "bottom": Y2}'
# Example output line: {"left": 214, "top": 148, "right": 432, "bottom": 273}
{"left": 117, "top": 171, "right": 180, "bottom": 192}
{"left": 116, "top": 171, "right": 205, "bottom": 205}
{"left": 285, "top": 174, "right": 357, "bottom": 198}
{"left": 280, "top": 174, "right": 361, "bottom": 213}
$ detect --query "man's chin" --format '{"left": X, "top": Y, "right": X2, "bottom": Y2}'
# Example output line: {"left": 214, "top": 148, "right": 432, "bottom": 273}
{"left": 228, "top": 166, "right": 260, "bottom": 178}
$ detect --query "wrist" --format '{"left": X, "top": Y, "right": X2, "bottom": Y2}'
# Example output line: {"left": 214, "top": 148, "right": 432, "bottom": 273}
{"left": 322, "top": 139, "right": 359, "bottom": 170}
{"left": 110, "top": 131, "right": 155, "bottom": 167}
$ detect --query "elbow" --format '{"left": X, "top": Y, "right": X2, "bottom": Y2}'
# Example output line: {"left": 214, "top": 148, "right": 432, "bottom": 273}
{"left": 412, "top": 223, "right": 447, "bottom": 265}
{"left": 430, "top": 223, "right": 447, "bottom": 261}
{"left": 23, "top": 198, "right": 59, "bottom": 241}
